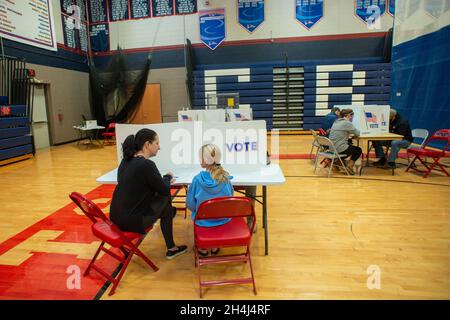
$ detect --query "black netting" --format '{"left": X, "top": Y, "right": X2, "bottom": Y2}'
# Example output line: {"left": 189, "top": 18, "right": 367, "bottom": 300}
{"left": 88, "top": 48, "right": 151, "bottom": 126}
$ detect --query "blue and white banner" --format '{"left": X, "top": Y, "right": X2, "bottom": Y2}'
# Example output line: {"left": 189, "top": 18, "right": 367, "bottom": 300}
{"left": 355, "top": 0, "right": 386, "bottom": 24}
{"left": 388, "top": 0, "right": 395, "bottom": 16}
{"left": 295, "top": 0, "right": 324, "bottom": 29}
{"left": 199, "top": 9, "right": 226, "bottom": 50}
{"left": 237, "top": 0, "right": 264, "bottom": 33}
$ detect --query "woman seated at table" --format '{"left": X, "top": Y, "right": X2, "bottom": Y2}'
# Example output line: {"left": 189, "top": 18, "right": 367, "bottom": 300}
{"left": 329, "top": 108, "right": 362, "bottom": 175}
{"left": 186, "top": 144, "right": 233, "bottom": 257}
{"left": 110, "top": 128, "right": 187, "bottom": 260}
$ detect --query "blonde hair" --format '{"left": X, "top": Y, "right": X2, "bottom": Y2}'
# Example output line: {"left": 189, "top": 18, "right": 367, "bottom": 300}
{"left": 199, "top": 144, "right": 229, "bottom": 184}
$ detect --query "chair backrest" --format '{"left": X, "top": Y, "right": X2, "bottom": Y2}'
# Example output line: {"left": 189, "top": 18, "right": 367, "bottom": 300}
{"left": 69, "top": 192, "right": 109, "bottom": 223}
{"left": 412, "top": 129, "right": 429, "bottom": 147}
{"left": 424, "top": 129, "right": 450, "bottom": 151}
{"left": 107, "top": 123, "right": 116, "bottom": 131}
{"left": 195, "top": 196, "right": 255, "bottom": 221}
{"left": 309, "top": 129, "right": 318, "bottom": 139}
{"left": 318, "top": 128, "right": 327, "bottom": 136}
{"left": 315, "top": 135, "right": 341, "bottom": 154}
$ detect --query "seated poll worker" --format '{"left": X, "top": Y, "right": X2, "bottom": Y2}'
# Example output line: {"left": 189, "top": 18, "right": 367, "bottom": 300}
{"left": 320, "top": 107, "right": 341, "bottom": 135}
{"left": 372, "top": 108, "right": 413, "bottom": 169}
{"left": 110, "top": 128, "right": 187, "bottom": 260}
{"left": 329, "top": 109, "right": 362, "bottom": 175}
{"left": 186, "top": 144, "right": 234, "bottom": 257}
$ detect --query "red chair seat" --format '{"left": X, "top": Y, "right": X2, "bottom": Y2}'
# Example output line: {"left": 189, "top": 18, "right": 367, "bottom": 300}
{"left": 407, "top": 148, "right": 445, "bottom": 157}
{"left": 92, "top": 221, "right": 142, "bottom": 247}
{"left": 195, "top": 218, "right": 250, "bottom": 248}
{"left": 102, "top": 132, "right": 115, "bottom": 137}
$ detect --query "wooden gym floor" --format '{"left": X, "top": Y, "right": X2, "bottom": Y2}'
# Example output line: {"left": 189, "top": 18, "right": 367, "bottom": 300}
{"left": 0, "top": 135, "right": 449, "bottom": 299}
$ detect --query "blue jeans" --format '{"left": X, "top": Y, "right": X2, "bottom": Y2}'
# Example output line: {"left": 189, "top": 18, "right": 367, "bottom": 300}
{"left": 373, "top": 140, "right": 411, "bottom": 163}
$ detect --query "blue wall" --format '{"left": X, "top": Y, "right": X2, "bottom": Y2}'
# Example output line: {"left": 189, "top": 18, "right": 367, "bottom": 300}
{"left": 93, "top": 34, "right": 387, "bottom": 70}
{"left": 391, "top": 24, "right": 450, "bottom": 136}
{"left": 2, "top": 39, "right": 88, "bottom": 72}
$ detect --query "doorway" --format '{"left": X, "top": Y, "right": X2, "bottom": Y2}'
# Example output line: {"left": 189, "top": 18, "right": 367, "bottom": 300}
{"left": 129, "top": 83, "right": 162, "bottom": 124}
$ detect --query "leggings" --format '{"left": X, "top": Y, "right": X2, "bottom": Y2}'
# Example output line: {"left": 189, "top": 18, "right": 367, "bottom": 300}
{"left": 142, "top": 204, "right": 175, "bottom": 249}
{"left": 341, "top": 145, "right": 363, "bottom": 162}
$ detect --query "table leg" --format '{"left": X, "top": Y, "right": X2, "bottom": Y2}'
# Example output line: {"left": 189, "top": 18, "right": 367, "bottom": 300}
{"left": 263, "top": 185, "right": 268, "bottom": 256}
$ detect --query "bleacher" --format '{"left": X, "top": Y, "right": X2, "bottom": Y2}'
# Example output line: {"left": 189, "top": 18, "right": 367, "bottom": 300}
{"left": 0, "top": 97, "right": 33, "bottom": 165}
{"left": 193, "top": 59, "right": 391, "bottom": 131}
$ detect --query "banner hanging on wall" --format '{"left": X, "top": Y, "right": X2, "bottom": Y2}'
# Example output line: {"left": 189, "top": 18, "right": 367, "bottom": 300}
{"left": 88, "top": 0, "right": 108, "bottom": 23}
{"left": 89, "top": 24, "right": 110, "bottom": 53}
{"left": 237, "top": 0, "right": 265, "bottom": 33}
{"left": 355, "top": 0, "right": 386, "bottom": 25}
{"left": 295, "top": 0, "right": 324, "bottom": 29}
{"left": 0, "top": 0, "right": 57, "bottom": 51}
{"left": 388, "top": 0, "right": 395, "bottom": 16}
{"left": 199, "top": 9, "right": 226, "bottom": 50}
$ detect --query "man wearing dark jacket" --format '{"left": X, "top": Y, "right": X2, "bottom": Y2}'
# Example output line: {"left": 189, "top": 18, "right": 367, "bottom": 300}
{"left": 320, "top": 107, "right": 340, "bottom": 134}
{"left": 372, "top": 108, "right": 413, "bottom": 168}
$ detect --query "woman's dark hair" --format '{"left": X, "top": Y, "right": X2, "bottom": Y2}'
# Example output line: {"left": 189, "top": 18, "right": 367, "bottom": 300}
{"left": 339, "top": 108, "right": 354, "bottom": 118}
{"left": 122, "top": 128, "right": 157, "bottom": 160}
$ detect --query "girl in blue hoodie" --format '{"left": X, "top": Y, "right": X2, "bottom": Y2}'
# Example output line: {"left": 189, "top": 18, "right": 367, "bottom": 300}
{"left": 186, "top": 144, "right": 233, "bottom": 256}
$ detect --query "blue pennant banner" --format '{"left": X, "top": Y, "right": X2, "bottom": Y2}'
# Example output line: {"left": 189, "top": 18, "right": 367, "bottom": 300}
{"left": 199, "top": 9, "right": 226, "bottom": 50}
{"left": 355, "top": 0, "right": 386, "bottom": 24}
{"left": 295, "top": 0, "right": 324, "bottom": 29}
{"left": 388, "top": 0, "right": 395, "bottom": 16}
{"left": 238, "top": 0, "right": 265, "bottom": 33}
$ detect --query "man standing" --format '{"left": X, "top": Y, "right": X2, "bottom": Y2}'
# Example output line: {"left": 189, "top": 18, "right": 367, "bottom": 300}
{"left": 320, "top": 107, "right": 340, "bottom": 135}
{"left": 372, "top": 108, "right": 413, "bottom": 169}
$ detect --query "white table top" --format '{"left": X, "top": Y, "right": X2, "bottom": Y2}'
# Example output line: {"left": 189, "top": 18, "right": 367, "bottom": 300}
{"left": 73, "top": 125, "right": 105, "bottom": 131}
{"left": 96, "top": 164, "right": 286, "bottom": 186}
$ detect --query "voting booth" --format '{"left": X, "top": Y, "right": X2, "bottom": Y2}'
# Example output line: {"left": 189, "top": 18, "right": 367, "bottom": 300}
{"left": 341, "top": 105, "right": 390, "bottom": 136}
{"left": 227, "top": 108, "right": 253, "bottom": 121}
{"left": 115, "top": 121, "right": 267, "bottom": 174}
{"left": 178, "top": 109, "right": 226, "bottom": 122}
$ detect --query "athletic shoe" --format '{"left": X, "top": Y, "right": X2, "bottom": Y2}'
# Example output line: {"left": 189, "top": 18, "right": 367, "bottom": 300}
{"left": 211, "top": 248, "right": 220, "bottom": 255}
{"left": 166, "top": 245, "right": 188, "bottom": 260}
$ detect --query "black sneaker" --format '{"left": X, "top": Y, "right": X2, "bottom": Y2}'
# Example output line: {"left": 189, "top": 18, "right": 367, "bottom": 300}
{"left": 387, "top": 162, "right": 396, "bottom": 169}
{"left": 373, "top": 158, "right": 386, "bottom": 167}
{"left": 166, "top": 245, "right": 188, "bottom": 260}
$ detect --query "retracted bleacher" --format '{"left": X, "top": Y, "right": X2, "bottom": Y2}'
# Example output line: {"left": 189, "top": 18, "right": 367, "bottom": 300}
{"left": 193, "top": 59, "right": 391, "bottom": 131}
{"left": 0, "top": 57, "right": 34, "bottom": 165}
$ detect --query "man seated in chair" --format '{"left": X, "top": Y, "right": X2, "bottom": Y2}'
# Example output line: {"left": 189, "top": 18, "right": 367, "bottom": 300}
{"left": 372, "top": 108, "right": 414, "bottom": 169}
{"left": 320, "top": 107, "right": 340, "bottom": 136}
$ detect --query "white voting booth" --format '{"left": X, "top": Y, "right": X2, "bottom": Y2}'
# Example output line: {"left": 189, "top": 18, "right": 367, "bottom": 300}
{"left": 227, "top": 108, "right": 253, "bottom": 121}
{"left": 178, "top": 108, "right": 253, "bottom": 123}
{"left": 115, "top": 121, "right": 267, "bottom": 174}
{"left": 178, "top": 109, "right": 226, "bottom": 122}
{"left": 339, "top": 105, "right": 390, "bottom": 135}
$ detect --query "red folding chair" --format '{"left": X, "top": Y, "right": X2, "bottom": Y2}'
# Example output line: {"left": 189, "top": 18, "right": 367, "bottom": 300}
{"left": 102, "top": 122, "right": 116, "bottom": 145}
{"left": 69, "top": 192, "right": 158, "bottom": 296}
{"left": 406, "top": 129, "right": 450, "bottom": 178}
{"left": 194, "top": 196, "right": 256, "bottom": 298}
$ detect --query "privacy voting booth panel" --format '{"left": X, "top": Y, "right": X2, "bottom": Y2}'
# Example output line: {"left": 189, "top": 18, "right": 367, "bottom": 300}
{"left": 339, "top": 105, "right": 390, "bottom": 136}
{"left": 115, "top": 121, "right": 267, "bottom": 174}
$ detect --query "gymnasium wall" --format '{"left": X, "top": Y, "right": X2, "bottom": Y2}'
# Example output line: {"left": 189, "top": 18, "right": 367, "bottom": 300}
{"left": 92, "top": 1, "right": 395, "bottom": 124}
{"left": 2, "top": 0, "right": 91, "bottom": 144}
{"left": 391, "top": 0, "right": 450, "bottom": 135}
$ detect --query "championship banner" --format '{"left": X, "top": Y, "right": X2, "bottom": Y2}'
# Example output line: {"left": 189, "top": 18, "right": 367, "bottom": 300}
{"left": 388, "top": 0, "right": 395, "bottom": 16}
{"left": 295, "top": 0, "right": 324, "bottom": 30}
{"left": 199, "top": 9, "right": 226, "bottom": 50}
{"left": 355, "top": 0, "right": 386, "bottom": 24}
{"left": 0, "top": 0, "right": 57, "bottom": 51}
{"left": 237, "top": 0, "right": 265, "bottom": 33}
{"left": 89, "top": 24, "right": 110, "bottom": 52}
